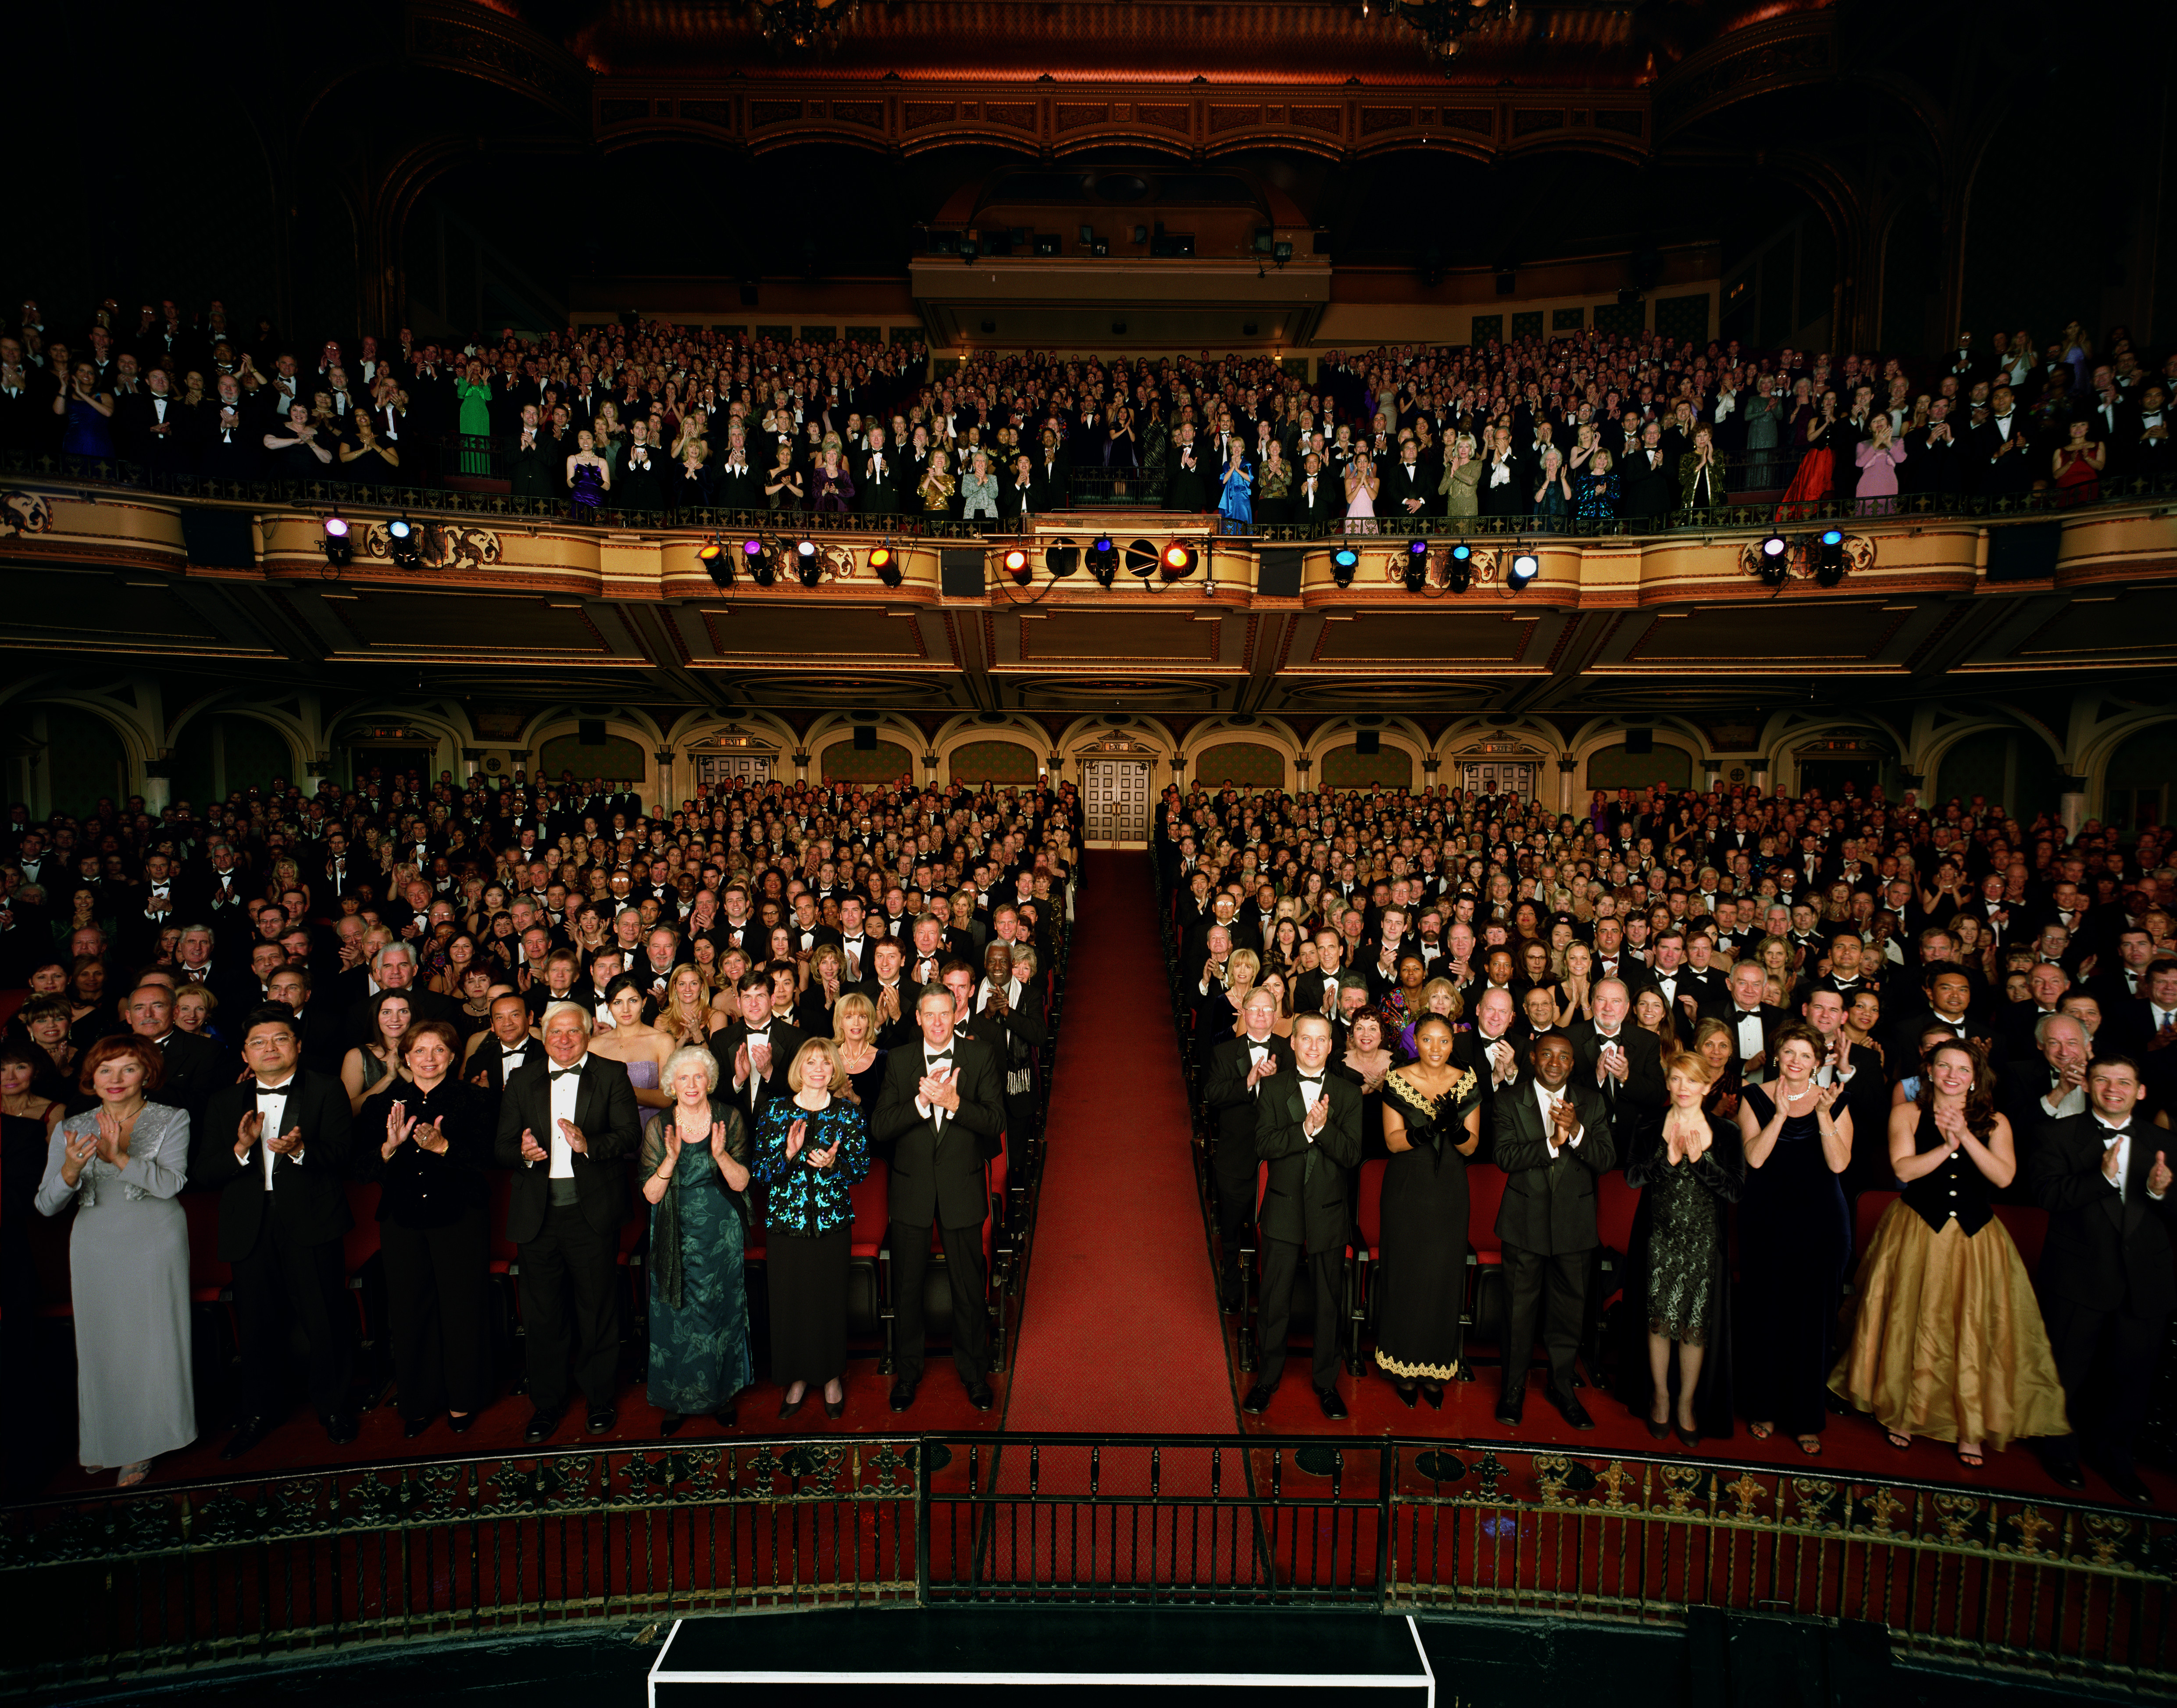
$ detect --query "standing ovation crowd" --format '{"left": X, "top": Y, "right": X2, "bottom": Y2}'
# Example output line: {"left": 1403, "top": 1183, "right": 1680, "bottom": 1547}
{"left": 2, "top": 770, "right": 1071, "bottom": 1487}
{"left": 1165, "top": 778, "right": 2177, "bottom": 1501}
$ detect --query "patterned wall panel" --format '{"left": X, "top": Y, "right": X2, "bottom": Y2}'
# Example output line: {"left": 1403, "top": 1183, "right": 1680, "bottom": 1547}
{"left": 1193, "top": 741, "right": 1286, "bottom": 788}
{"left": 1320, "top": 743, "right": 1413, "bottom": 789}
{"left": 540, "top": 733, "right": 646, "bottom": 782}
{"left": 821, "top": 738, "right": 914, "bottom": 782}
{"left": 949, "top": 739, "right": 1040, "bottom": 784}
{"left": 1586, "top": 742, "right": 1692, "bottom": 791}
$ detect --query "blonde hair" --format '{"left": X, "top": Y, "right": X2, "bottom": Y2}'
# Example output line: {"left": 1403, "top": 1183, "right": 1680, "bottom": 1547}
{"left": 1225, "top": 948, "right": 1260, "bottom": 990}
{"left": 786, "top": 1036, "right": 853, "bottom": 1096}
{"left": 832, "top": 990, "right": 878, "bottom": 1045}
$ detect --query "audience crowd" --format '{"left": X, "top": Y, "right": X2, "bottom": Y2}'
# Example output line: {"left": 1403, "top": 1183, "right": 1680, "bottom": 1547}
{"left": 2, "top": 768, "right": 1073, "bottom": 1487}
{"left": 1165, "top": 778, "right": 2177, "bottom": 1500}
{"left": 4, "top": 293, "right": 2170, "bottom": 531}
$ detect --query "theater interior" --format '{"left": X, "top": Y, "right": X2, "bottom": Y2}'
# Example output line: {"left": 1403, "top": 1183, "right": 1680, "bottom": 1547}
{"left": 4, "top": 0, "right": 2177, "bottom": 1702}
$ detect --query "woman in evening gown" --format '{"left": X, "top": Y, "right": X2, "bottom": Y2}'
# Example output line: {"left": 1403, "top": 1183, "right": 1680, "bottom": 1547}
{"left": 1828, "top": 1039, "right": 2067, "bottom": 1465}
{"left": 1735, "top": 1022, "right": 1852, "bottom": 1454}
{"left": 1218, "top": 440, "right": 1253, "bottom": 535}
{"left": 1778, "top": 390, "right": 1838, "bottom": 514}
{"left": 567, "top": 429, "right": 610, "bottom": 520}
{"left": 1617, "top": 1050, "right": 1742, "bottom": 1444}
{"left": 1372, "top": 1015, "right": 1481, "bottom": 1407}
{"left": 1343, "top": 452, "right": 1378, "bottom": 534}
{"left": 640, "top": 1045, "right": 753, "bottom": 1433}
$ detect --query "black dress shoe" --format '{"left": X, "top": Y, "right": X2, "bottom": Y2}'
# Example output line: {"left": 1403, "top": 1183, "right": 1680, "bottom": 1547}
{"left": 523, "top": 1407, "right": 564, "bottom": 1445}
{"left": 1316, "top": 1387, "right": 1348, "bottom": 1421}
{"left": 1394, "top": 1382, "right": 1419, "bottom": 1409}
{"left": 1421, "top": 1383, "right": 1444, "bottom": 1410}
{"left": 1548, "top": 1387, "right": 1595, "bottom": 1430}
{"left": 658, "top": 1413, "right": 685, "bottom": 1437}
{"left": 889, "top": 1379, "right": 918, "bottom": 1413}
{"left": 823, "top": 1396, "right": 845, "bottom": 1420}
{"left": 220, "top": 1416, "right": 273, "bottom": 1460}
{"left": 1241, "top": 1381, "right": 1277, "bottom": 1415}
{"left": 586, "top": 1404, "right": 615, "bottom": 1436}
{"left": 403, "top": 1415, "right": 434, "bottom": 1440}
{"left": 2104, "top": 1465, "right": 2156, "bottom": 1508}
{"left": 1646, "top": 1415, "right": 1670, "bottom": 1441}
{"left": 713, "top": 1404, "right": 738, "bottom": 1430}
{"left": 1494, "top": 1390, "right": 1524, "bottom": 1430}
{"left": 779, "top": 1391, "right": 807, "bottom": 1420}
{"left": 447, "top": 1412, "right": 476, "bottom": 1435}
{"left": 2041, "top": 1454, "right": 2087, "bottom": 1492}
{"left": 323, "top": 1411, "right": 359, "bottom": 1446}
{"left": 965, "top": 1379, "right": 995, "bottom": 1412}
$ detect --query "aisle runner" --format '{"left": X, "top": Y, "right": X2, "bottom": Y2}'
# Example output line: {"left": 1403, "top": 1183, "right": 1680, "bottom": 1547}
{"left": 1001, "top": 851, "right": 1236, "bottom": 1436}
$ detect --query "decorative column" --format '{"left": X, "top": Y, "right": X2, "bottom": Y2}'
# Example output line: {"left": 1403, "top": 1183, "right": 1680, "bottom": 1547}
{"left": 1047, "top": 751, "right": 1065, "bottom": 784}
{"left": 1557, "top": 756, "right": 1578, "bottom": 815}
{"left": 2057, "top": 773, "right": 2089, "bottom": 841}
{"left": 653, "top": 749, "right": 674, "bottom": 816}
{"left": 923, "top": 751, "right": 942, "bottom": 787}
{"left": 1421, "top": 752, "right": 1439, "bottom": 789}
{"left": 139, "top": 759, "right": 173, "bottom": 816}
{"left": 792, "top": 750, "right": 810, "bottom": 784}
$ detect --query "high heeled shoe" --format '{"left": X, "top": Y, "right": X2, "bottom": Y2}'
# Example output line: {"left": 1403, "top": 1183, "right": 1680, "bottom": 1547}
{"left": 1394, "top": 1382, "right": 1419, "bottom": 1409}
{"left": 1646, "top": 1416, "right": 1670, "bottom": 1440}
{"left": 1420, "top": 1384, "right": 1444, "bottom": 1411}
{"left": 823, "top": 1395, "right": 846, "bottom": 1420}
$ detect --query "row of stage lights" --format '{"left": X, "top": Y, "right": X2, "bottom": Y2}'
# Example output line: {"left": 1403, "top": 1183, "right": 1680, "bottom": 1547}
{"left": 320, "top": 510, "right": 419, "bottom": 569}
{"left": 1756, "top": 526, "right": 1848, "bottom": 588}
{"left": 696, "top": 535, "right": 906, "bottom": 589}
{"left": 1329, "top": 538, "right": 1541, "bottom": 593}
{"left": 1003, "top": 536, "right": 1200, "bottom": 588}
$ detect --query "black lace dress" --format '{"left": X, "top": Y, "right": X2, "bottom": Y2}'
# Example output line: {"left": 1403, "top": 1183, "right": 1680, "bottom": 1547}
{"left": 1373, "top": 1068, "right": 1481, "bottom": 1382}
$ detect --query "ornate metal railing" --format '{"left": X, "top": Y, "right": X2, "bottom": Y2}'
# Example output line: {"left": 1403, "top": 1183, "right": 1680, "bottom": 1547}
{"left": 0, "top": 1437, "right": 920, "bottom": 1694}
{"left": 4, "top": 1433, "right": 2173, "bottom": 1693}
{"left": 7, "top": 449, "right": 2171, "bottom": 542}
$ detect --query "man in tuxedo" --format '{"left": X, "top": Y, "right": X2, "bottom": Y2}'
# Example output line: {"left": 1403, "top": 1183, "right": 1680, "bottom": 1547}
{"left": 2028, "top": 1056, "right": 2176, "bottom": 1505}
{"left": 194, "top": 1005, "right": 357, "bottom": 1457}
{"left": 1385, "top": 439, "right": 1434, "bottom": 520}
{"left": 974, "top": 938, "right": 1046, "bottom": 1152}
{"left": 343, "top": 941, "right": 456, "bottom": 1046}
{"left": 1972, "top": 383, "right": 2034, "bottom": 498}
{"left": 711, "top": 428, "right": 762, "bottom": 510}
{"left": 493, "top": 1002, "right": 641, "bottom": 1441}
{"left": 115, "top": 983, "right": 231, "bottom": 1125}
{"left": 871, "top": 987, "right": 1007, "bottom": 1412}
{"left": 716, "top": 967, "right": 808, "bottom": 1125}
{"left": 1029, "top": 431, "right": 1069, "bottom": 513}
{"left": 1621, "top": 422, "right": 1674, "bottom": 525}
{"left": 1705, "top": 960, "right": 1785, "bottom": 1084}
{"left": 266, "top": 965, "right": 346, "bottom": 1078}
{"left": 1291, "top": 452, "right": 1335, "bottom": 525}
{"left": 462, "top": 990, "right": 540, "bottom": 1095}
{"left": 1568, "top": 978, "right": 1666, "bottom": 1151}
{"left": 1242, "top": 1013, "right": 1362, "bottom": 1419}
{"left": 1453, "top": 986, "right": 1522, "bottom": 1164}
{"left": 857, "top": 427, "right": 900, "bottom": 515}
{"left": 856, "top": 937, "right": 920, "bottom": 1051}
{"left": 1203, "top": 989, "right": 1295, "bottom": 1307}
{"left": 1492, "top": 1030, "right": 1616, "bottom": 1429}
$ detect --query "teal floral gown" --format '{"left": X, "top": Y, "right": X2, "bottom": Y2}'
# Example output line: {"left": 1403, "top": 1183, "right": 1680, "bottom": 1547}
{"left": 642, "top": 1102, "right": 754, "bottom": 1416}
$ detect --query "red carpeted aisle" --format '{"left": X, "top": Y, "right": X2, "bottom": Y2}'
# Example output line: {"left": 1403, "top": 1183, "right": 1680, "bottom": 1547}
{"left": 1002, "top": 851, "right": 1235, "bottom": 1434}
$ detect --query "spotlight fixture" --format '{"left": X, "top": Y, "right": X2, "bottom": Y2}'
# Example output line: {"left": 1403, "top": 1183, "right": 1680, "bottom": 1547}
{"left": 697, "top": 536, "right": 732, "bottom": 587}
{"left": 1160, "top": 541, "right": 1199, "bottom": 581}
{"left": 795, "top": 538, "right": 822, "bottom": 588}
{"left": 1506, "top": 543, "right": 1540, "bottom": 588}
{"left": 1758, "top": 531, "right": 1791, "bottom": 588}
{"left": 869, "top": 541, "right": 902, "bottom": 588}
{"left": 1086, "top": 535, "right": 1120, "bottom": 586}
{"left": 387, "top": 513, "right": 421, "bottom": 569}
{"left": 320, "top": 512, "right": 352, "bottom": 569}
{"left": 1045, "top": 542, "right": 1081, "bottom": 578}
{"left": 742, "top": 536, "right": 765, "bottom": 560}
{"left": 1403, "top": 538, "right": 1431, "bottom": 592}
{"left": 1331, "top": 544, "right": 1360, "bottom": 588}
{"left": 1003, "top": 546, "right": 1032, "bottom": 586}
{"left": 1815, "top": 527, "right": 1846, "bottom": 588}
{"left": 750, "top": 542, "right": 776, "bottom": 587}
{"left": 1446, "top": 541, "right": 1473, "bottom": 593}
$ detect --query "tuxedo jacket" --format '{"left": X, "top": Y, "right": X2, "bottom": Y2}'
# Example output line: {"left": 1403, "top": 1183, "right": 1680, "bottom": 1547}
{"left": 871, "top": 1034, "right": 1007, "bottom": 1227}
{"left": 1565, "top": 1020, "right": 1667, "bottom": 1132}
{"left": 194, "top": 1068, "right": 355, "bottom": 1259}
{"left": 1697, "top": 998, "right": 1787, "bottom": 1075}
{"left": 2027, "top": 1113, "right": 2177, "bottom": 1321}
{"left": 1492, "top": 1080, "right": 1617, "bottom": 1255}
{"left": 1204, "top": 1031, "right": 1296, "bottom": 1146}
{"left": 491, "top": 1052, "right": 641, "bottom": 1244}
{"left": 1254, "top": 1068, "right": 1362, "bottom": 1255}
{"left": 1383, "top": 461, "right": 1436, "bottom": 516}
{"left": 143, "top": 1027, "right": 235, "bottom": 1124}
{"left": 714, "top": 1016, "right": 810, "bottom": 1123}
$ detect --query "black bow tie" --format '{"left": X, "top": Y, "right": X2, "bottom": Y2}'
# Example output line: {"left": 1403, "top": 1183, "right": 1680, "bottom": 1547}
{"left": 551, "top": 1065, "right": 582, "bottom": 1080}
{"left": 503, "top": 1047, "right": 527, "bottom": 1059}
{"left": 255, "top": 1084, "right": 293, "bottom": 1100}
{"left": 1299, "top": 1073, "right": 1324, "bottom": 1085}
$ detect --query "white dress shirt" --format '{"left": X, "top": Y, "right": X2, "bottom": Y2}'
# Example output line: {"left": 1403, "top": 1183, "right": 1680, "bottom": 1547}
{"left": 547, "top": 1053, "right": 584, "bottom": 1178}
{"left": 1532, "top": 1080, "right": 1583, "bottom": 1151}
{"left": 252, "top": 1074, "right": 296, "bottom": 1189}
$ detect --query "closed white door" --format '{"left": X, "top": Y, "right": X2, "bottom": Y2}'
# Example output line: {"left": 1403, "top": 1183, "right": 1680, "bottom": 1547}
{"left": 1084, "top": 758, "right": 1153, "bottom": 845}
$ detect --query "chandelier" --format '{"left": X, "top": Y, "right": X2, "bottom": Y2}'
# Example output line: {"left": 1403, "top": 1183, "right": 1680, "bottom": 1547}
{"left": 1385, "top": 0, "right": 1518, "bottom": 67}
{"left": 747, "top": 0, "right": 857, "bottom": 53}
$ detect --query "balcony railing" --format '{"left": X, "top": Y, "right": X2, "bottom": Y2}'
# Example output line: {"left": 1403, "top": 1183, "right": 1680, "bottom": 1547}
{"left": 5, "top": 1433, "right": 2171, "bottom": 1695}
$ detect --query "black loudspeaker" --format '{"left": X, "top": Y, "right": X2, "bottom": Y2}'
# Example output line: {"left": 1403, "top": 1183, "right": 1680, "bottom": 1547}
{"left": 941, "top": 549, "right": 985, "bottom": 597}
{"left": 578, "top": 719, "right": 606, "bottom": 746}
{"left": 1258, "top": 548, "right": 1304, "bottom": 598}
{"left": 1986, "top": 520, "right": 2063, "bottom": 583}
{"left": 1355, "top": 730, "right": 1380, "bottom": 756}
{"left": 181, "top": 509, "right": 255, "bottom": 569}
{"left": 1625, "top": 727, "right": 1653, "bottom": 755}
{"left": 853, "top": 725, "right": 877, "bottom": 751}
